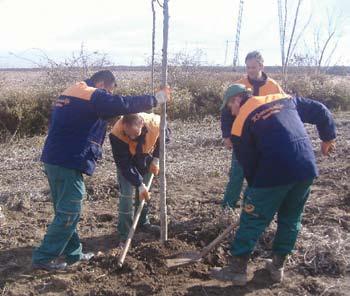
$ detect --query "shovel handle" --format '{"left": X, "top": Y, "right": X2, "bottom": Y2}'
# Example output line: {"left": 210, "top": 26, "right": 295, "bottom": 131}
{"left": 117, "top": 174, "right": 154, "bottom": 268}
{"left": 199, "top": 222, "right": 238, "bottom": 258}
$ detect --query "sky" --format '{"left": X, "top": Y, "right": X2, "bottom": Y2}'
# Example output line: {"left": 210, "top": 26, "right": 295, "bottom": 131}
{"left": 0, "top": 0, "right": 349, "bottom": 67}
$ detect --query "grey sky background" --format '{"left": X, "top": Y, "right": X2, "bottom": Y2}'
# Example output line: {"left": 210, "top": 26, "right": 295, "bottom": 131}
{"left": 0, "top": 0, "right": 349, "bottom": 67}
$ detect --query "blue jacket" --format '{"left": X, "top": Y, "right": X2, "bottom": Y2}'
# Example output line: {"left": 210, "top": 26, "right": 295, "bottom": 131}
{"left": 41, "top": 79, "right": 157, "bottom": 175}
{"left": 221, "top": 72, "right": 284, "bottom": 138}
{"left": 231, "top": 94, "right": 336, "bottom": 188}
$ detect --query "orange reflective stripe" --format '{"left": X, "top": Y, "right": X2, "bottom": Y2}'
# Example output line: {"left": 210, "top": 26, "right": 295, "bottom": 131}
{"left": 235, "top": 77, "right": 284, "bottom": 96}
{"left": 231, "top": 94, "right": 291, "bottom": 137}
{"left": 110, "top": 113, "right": 160, "bottom": 155}
{"left": 62, "top": 81, "right": 96, "bottom": 101}
{"left": 260, "top": 79, "right": 285, "bottom": 96}
{"left": 235, "top": 77, "right": 252, "bottom": 89}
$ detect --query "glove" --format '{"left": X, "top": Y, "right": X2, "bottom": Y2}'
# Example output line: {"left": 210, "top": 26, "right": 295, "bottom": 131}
{"left": 149, "top": 157, "right": 160, "bottom": 175}
{"left": 224, "top": 138, "right": 233, "bottom": 150}
{"left": 155, "top": 86, "right": 171, "bottom": 105}
{"left": 138, "top": 183, "right": 151, "bottom": 201}
{"left": 321, "top": 140, "right": 336, "bottom": 156}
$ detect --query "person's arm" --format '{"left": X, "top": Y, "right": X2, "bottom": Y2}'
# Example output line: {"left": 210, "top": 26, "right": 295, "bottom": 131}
{"left": 231, "top": 121, "right": 257, "bottom": 187}
{"left": 221, "top": 108, "right": 235, "bottom": 149}
{"left": 91, "top": 89, "right": 157, "bottom": 118}
{"left": 294, "top": 97, "right": 336, "bottom": 142}
{"left": 109, "top": 134, "right": 143, "bottom": 187}
{"left": 221, "top": 108, "right": 235, "bottom": 138}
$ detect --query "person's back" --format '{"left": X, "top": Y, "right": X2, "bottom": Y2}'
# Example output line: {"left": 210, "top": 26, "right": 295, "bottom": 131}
{"left": 41, "top": 71, "right": 156, "bottom": 176}
{"left": 42, "top": 80, "right": 107, "bottom": 174}
{"left": 231, "top": 94, "right": 326, "bottom": 187}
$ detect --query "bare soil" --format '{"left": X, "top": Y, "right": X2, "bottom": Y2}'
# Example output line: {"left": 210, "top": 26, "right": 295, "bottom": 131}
{"left": 0, "top": 113, "right": 349, "bottom": 296}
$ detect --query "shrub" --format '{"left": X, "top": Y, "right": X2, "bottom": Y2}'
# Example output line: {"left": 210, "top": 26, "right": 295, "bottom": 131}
{"left": 0, "top": 87, "right": 59, "bottom": 141}
{"left": 0, "top": 68, "right": 349, "bottom": 142}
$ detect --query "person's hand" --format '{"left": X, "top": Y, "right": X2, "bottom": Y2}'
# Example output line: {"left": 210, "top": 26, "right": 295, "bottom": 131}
{"left": 138, "top": 183, "right": 151, "bottom": 201}
{"left": 155, "top": 86, "right": 171, "bottom": 104}
{"left": 321, "top": 140, "right": 336, "bottom": 156}
{"left": 224, "top": 138, "right": 233, "bottom": 150}
{"left": 149, "top": 157, "right": 160, "bottom": 175}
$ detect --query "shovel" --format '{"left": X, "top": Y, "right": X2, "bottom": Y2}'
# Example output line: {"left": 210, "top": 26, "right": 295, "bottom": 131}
{"left": 165, "top": 221, "right": 238, "bottom": 268}
{"left": 117, "top": 174, "right": 154, "bottom": 268}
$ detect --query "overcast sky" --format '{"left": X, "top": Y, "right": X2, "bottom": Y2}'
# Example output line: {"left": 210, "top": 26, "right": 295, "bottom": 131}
{"left": 0, "top": 0, "right": 349, "bottom": 67}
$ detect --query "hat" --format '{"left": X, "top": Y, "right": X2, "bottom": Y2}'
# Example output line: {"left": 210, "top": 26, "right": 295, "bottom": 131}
{"left": 220, "top": 84, "right": 247, "bottom": 110}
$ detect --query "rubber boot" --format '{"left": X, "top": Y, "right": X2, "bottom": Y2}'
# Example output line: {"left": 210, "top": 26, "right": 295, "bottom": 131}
{"left": 210, "top": 255, "right": 249, "bottom": 286}
{"left": 265, "top": 254, "right": 287, "bottom": 283}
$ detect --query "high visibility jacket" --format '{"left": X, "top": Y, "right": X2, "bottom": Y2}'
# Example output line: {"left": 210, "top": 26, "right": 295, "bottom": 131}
{"left": 231, "top": 94, "right": 336, "bottom": 188}
{"left": 41, "top": 79, "right": 157, "bottom": 175}
{"left": 111, "top": 113, "right": 160, "bottom": 156}
{"left": 221, "top": 72, "right": 284, "bottom": 138}
{"left": 109, "top": 113, "right": 168, "bottom": 186}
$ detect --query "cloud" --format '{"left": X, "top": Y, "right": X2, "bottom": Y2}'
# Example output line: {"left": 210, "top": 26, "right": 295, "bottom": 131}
{"left": 0, "top": 0, "right": 349, "bottom": 66}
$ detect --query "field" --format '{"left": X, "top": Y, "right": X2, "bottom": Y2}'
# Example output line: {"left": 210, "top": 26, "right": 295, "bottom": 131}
{"left": 0, "top": 69, "right": 350, "bottom": 295}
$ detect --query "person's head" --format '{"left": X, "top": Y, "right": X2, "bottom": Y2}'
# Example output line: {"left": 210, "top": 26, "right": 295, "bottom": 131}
{"left": 245, "top": 51, "right": 264, "bottom": 80}
{"left": 221, "top": 84, "right": 252, "bottom": 116}
{"left": 122, "top": 114, "right": 144, "bottom": 140}
{"left": 90, "top": 70, "right": 116, "bottom": 93}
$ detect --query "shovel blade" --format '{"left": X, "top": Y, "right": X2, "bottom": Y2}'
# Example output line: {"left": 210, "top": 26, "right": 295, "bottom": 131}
{"left": 165, "top": 251, "right": 202, "bottom": 268}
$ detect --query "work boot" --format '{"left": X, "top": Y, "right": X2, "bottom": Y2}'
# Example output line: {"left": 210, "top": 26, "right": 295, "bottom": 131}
{"left": 80, "top": 252, "right": 95, "bottom": 262}
{"left": 265, "top": 254, "right": 287, "bottom": 283}
{"left": 139, "top": 223, "right": 160, "bottom": 235}
{"left": 67, "top": 252, "right": 95, "bottom": 265}
{"left": 32, "top": 261, "right": 67, "bottom": 271}
{"left": 210, "top": 255, "right": 249, "bottom": 286}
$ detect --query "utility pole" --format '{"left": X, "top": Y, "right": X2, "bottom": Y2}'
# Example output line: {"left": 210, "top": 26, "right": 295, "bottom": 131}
{"left": 233, "top": 0, "right": 244, "bottom": 67}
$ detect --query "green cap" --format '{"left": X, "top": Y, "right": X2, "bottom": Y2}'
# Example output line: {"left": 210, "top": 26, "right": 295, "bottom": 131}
{"left": 220, "top": 83, "right": 247, "bottom": 110}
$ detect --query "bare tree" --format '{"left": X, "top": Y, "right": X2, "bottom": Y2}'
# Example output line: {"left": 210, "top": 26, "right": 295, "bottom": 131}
{"left": 277, "top": 0, "right": 312, "bottom": 82}
{"left": 151, "top": 0, "right": 156, "bottom": 94}
{"left": 314, "top": 11, "right": 343, "bottom": 73}
{"left": 290, "top": 8, "right": 344, "bottom": 74}
{"left": 160, "top": 0, "right": 169, "bottom": 244}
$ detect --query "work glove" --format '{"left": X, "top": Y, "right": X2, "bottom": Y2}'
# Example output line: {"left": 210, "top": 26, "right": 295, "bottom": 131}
{"left": 155, "top": 86, "right": 171, "bottom": 105}
{"left": 149, "top": 157, "right": 160, "bottom": 175}
{"left": 223, "top": 138, "right": 233, "bottom": 150}
{"left": 138, "top": 183, "right": 151, "bottom": 202}
{"left": 321, "top": 140, "right": 336, "bottom": 156}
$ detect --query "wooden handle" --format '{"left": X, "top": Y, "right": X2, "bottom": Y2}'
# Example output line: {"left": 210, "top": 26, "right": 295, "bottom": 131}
{"left": 199, "top": 222, "right": 238, "bottom": 258}
{"left": 117, "top": 174, "right": 154, "bottom": 268}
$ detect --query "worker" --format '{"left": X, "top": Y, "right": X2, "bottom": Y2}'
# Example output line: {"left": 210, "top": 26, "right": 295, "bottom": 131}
{"left": 109, "top": 112, "right": 169, "bottom": 246}
{"left": 32, "top": 70, "right": 170, "bottom": 271}
{"left": 221, "top": 51, "right": 284, "bottom": 210}
{"left": 212, "top": 84, "right": 336, "bottom": 285}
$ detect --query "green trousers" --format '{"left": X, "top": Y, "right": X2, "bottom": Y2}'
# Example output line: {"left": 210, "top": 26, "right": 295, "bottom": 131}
{"left": 117, "top": 169, "right": 152, "bottom": 240}
{"left": 231, "top": 179, "right": 313, "bottom": 256}
{"left": 223, "top": 150, "right": 244, "bottom": 208}
{"left": 32, "top": 164, "right": 85, "bottom": 264}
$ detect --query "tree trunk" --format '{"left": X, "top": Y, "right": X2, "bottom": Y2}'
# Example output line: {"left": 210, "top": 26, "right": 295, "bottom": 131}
{"left": 151, "top": 0, "right": 156, "bottom": 94}
{"left": 160, "top": 0, "right": 169, "bottom": 243}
